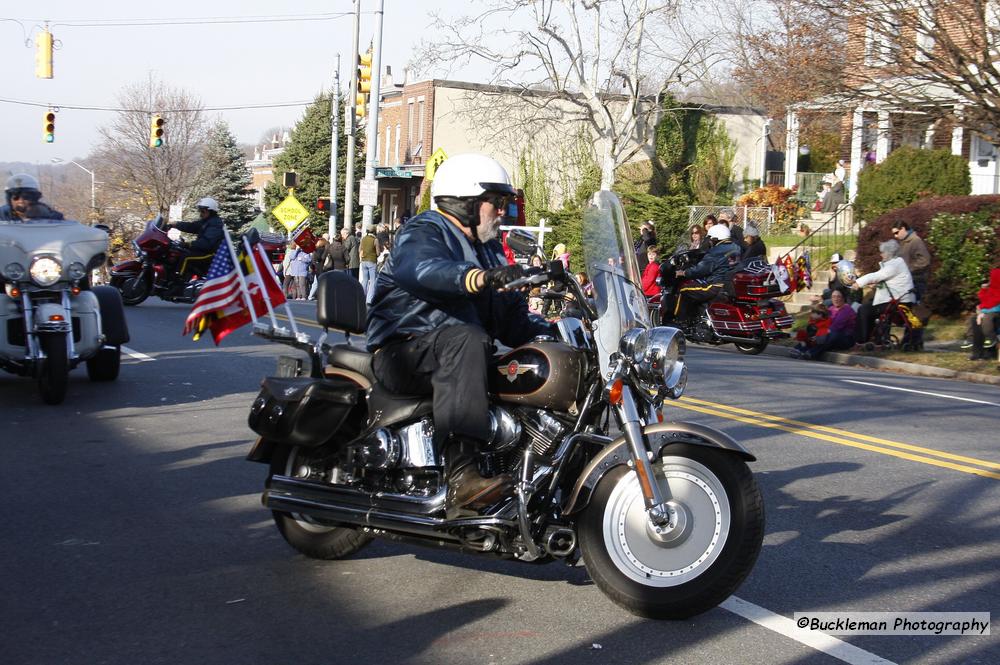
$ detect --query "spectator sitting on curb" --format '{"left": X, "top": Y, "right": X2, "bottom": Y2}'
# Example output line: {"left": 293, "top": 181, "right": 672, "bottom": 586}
{"left": 791, "top": 303, "right": 831, "bottom": 359}
{"left": 963, "top": 268, "right": 1000, "bottom": 361}
{"left": 800, "top": 289, "right": 857, "bottom": 360}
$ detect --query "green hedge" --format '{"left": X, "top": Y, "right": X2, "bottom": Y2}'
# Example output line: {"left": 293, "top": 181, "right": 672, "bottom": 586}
{"left": 854, "top": 147, "right": 970, "bottom": 223}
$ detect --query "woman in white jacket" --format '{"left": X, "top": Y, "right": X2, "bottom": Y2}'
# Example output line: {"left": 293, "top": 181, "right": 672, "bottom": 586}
{"left": 853, "top": 239, "right": 915, "bottom": 344}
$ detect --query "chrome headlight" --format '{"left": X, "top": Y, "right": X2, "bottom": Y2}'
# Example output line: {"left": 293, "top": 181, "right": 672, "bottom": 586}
{"left": 619, "top": 327, "right": 649, "bottom": 362}
{"left": 30, "top": 256, "right": 63, "bottom": 287}
{"left": 67, "top": 262, "right": 87, "bottom": 280}
{"left": 2, "top": 262, "right": 26, "bottom": 281}
{"left": 635, "top": 327, "right": 687, "bottom": 398}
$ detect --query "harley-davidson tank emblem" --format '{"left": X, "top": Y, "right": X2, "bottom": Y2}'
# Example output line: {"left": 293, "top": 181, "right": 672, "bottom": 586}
{"left": 499, "top": 361, "right": 539, "bottom": 383}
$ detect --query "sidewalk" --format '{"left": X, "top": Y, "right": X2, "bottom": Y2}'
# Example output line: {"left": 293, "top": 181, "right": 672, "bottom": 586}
{"left": 762, "top": 341, "right": 1000, "bottom": 386}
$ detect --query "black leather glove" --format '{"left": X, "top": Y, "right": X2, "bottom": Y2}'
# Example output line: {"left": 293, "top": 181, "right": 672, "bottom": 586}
{"left": 483, "top": 264, "right": 526, "bottom": 290}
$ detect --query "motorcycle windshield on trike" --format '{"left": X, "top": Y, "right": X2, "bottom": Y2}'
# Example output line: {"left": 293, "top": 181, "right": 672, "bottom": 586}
{"left": 581, "top": 190, "right": 651, "bottom": 376}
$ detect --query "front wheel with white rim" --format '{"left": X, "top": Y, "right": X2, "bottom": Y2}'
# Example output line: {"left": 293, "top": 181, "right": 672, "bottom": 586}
{"left": 269, "top": 446, "right": 372, "bottom": 560}
{"left": 578, "top": 443, "right": 764, "bottom": 619}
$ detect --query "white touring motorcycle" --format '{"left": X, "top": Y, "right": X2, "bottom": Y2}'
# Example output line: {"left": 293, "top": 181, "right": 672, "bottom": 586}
{"left": 0, "top": 219, "right": 130, "bottom": 404}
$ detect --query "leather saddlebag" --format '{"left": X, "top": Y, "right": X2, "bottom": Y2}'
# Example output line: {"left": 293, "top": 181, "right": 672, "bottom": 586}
{"left": 248, "top": 376, "right": 359, "bottom": 447}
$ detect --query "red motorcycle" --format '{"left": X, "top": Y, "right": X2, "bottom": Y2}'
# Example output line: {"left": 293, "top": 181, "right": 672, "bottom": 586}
{"left": 656, "top": 247, "right": 793, "bottom": 355}
{"left": 110, "top": 216, "right": 285, "bottom": 306}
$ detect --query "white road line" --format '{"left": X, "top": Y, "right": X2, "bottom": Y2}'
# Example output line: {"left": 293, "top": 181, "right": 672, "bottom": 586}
{"left": 121, "top": 346, "right": 155, "bottom": 362}
{"left": 721, "top": 596, "right": 896, "bottom": 665}
{"left": 841, "top": 379, "right": 1000, "bottom": 407}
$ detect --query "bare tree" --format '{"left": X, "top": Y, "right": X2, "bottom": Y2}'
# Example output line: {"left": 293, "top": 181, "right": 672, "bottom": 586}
{"left": 819, "top": 0, "right": 1000, "bottom": 141}
{"left": 95, "top": 77, "right": 208, "bottom": 217}
{"left": 416, "top": 0, "right": 720, "bottom": 190}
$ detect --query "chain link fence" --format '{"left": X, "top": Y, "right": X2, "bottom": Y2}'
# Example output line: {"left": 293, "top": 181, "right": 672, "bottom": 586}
{"left": 687, "top": 206, "right": 776, "bottom": 235}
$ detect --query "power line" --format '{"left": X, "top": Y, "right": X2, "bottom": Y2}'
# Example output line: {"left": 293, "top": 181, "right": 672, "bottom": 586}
{"left": 7, "top": 11, "right": 366, "bottom": 29}
{"left": 0, "top": 96, "right": 320, "bottom": 112}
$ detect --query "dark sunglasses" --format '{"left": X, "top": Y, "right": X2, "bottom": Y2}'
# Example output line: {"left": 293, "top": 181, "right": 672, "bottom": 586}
{"left": 482, "top": 194, "right": 512, "bottom": 210}
{"left": 9, "top": 190, "right": 40, "bottom": 202}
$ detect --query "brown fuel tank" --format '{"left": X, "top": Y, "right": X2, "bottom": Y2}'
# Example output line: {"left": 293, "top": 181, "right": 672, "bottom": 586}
{"left": 489, "top": 341, "right": 586, "bottom": 412}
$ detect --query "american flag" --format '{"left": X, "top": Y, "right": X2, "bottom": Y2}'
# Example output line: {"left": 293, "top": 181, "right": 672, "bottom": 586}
{"left": 183, "top": 241, "right": 244, "bottom": 339}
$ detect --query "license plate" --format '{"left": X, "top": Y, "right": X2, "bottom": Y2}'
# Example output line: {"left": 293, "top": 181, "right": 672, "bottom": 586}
{"left": 276, "top": 355, "right": 303, "bottom": 377}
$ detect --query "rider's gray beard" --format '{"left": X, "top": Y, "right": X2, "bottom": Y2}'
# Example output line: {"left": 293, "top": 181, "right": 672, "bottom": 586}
{"left": 478, "top": 217, "right": 501, "bottom": 243}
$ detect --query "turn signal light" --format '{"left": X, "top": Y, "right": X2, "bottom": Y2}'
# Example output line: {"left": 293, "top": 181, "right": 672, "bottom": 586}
{"left": 49, "top": 314, "right": 65, "bottom": 322}
{"left": 608, "top": 378, "right": 624, "bottom": 405}
{"left": 8, "top": 286, "right": 21, "bottom": 298}
{"left": 70, "top": 286, "right": 81, "bottom": 295}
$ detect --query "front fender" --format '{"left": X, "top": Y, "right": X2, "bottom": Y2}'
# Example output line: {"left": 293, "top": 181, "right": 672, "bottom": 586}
{"left": 561, "top": 421, "right": 755, "bottom": 516}
{"left": 110, "top": 259, "right": 143, "bottom": 277}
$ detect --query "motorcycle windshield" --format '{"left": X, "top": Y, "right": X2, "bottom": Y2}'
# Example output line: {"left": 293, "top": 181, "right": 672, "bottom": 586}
{"left": 581, "top": 191, "right": 650, "bottom": 376}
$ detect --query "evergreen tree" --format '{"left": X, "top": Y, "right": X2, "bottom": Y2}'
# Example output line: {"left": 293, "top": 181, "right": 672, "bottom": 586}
{"left": 186, "top": 120, "right": 256, "bottom": 230}
{"left": 264, "top": 93, "right": 366, "bottom": 234}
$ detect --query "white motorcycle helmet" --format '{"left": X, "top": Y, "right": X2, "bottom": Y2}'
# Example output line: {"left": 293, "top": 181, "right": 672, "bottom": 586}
{"left": 196, "top": 197, "right": 220, "bottom": 212}
{"left": 706, "top": 224, "right": 731, "bottom": 243}
{"left": 5, "top": 173, "right": 42, "bottom": 205}
{"left": 430, "top": 154, "right": 516, "bottom": 231}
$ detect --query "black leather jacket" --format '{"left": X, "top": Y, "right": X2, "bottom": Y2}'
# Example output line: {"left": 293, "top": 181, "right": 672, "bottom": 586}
{"left": 685, "top": 239, "right": 742, "bottom": 283}
{"left": 173, "top": 212, "right": 224, "bottom": 254}
{"left": 366, "top": 210, "right": 553, "bottom": 350}
{"left": 0, "top": 203, "right": 65, "bottom": 222}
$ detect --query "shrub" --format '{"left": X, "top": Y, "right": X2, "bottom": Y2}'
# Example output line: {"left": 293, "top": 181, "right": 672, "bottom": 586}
{"left": 737, "top": 185, "right": 804, "bottom": 233}
{"left": 856, "top": 195, "right": 1000, "bottom": 315}
{"left": 853, "top": 147, "right": 970, "bottom": 222}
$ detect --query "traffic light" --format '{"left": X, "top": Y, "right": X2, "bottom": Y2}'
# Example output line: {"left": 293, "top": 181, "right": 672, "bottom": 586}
{"left": 35, "top": 29, "right": 53, "bottom": 79}
{"left": 149, "top": 114, "right": 165, "bottom": 148}
{"left": 356, "top": 48, "right": 373, "bottom": 118}
{"left": 43, "top": 110, "right": 55, "bottom": 143}
{"left": 316, "top": 197, "right": 331, "bottom": 212}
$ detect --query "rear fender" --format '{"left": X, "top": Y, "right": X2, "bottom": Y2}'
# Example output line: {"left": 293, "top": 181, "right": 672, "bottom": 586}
{"left": 561, "top": 421, "right": 755, "bottom": 516}
{"left": 246, "top": 437, "right": 278, "bottom": 464}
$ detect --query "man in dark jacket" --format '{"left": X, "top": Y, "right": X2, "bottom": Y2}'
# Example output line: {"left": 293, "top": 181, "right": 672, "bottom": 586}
{"left": 168, "top": 197, "right": 224, "bottom": 254}
{"left": 673, "top": 224, "right": 741, "bottom": 320}
{"left": 0, "top": 174, "right": 65, "bottom": 222}
{"left": 368, "top": 153, "right": 553, "bottom": 514}
{"left": 741, "top": 224, "right": 767, "bottom": 261}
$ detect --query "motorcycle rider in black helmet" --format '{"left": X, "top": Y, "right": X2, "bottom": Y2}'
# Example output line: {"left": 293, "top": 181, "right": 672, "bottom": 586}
{"left": 0, "top": 174, "right": 65, "bottom": 222}
{"left": 366, "top": 153, "right": 554, "bottom": 515}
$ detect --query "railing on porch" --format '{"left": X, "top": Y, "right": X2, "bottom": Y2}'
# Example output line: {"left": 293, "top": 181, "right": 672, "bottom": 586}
{"left": 792, "top": 172, "right": 827, "bottom": 203}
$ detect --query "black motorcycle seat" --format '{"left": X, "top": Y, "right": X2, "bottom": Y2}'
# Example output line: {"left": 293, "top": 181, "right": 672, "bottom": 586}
{"left": 367, "top": 384, "right": 434, "bottom": 429}
{"left": 328, "top": 344, "right": 377, "bottom": 385}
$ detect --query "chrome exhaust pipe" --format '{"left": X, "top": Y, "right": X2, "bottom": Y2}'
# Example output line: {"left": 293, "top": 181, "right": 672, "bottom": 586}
{"left": 544, "top": 527, "right": 576, "bottom": 557}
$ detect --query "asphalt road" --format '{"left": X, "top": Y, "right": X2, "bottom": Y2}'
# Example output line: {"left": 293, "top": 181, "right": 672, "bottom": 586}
{"left": 1, "top": 299, "right": 997, "bottom": 665}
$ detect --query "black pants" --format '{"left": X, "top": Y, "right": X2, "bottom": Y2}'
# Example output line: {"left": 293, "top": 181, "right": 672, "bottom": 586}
{"left": 373, "top": 324, "right": 492, "bottom": 444}
{"left": 675, "top": 280, "right": 722, "bottom": 320}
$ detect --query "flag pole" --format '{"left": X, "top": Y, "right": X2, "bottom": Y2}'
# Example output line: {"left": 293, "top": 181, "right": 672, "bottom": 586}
{"left": 244, "top": 236, "right": 280, "bottom": 331}
{"left": 223, "top": 228, "right": 258, "bottom": 326}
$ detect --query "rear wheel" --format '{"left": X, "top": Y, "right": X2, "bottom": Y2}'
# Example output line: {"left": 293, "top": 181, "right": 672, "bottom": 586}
{"left": 733, "top": 339, "right": 768, "bottom": 355}
{"left": 578, "top": 444, "right": 764, "bottom": 619}
{"left": 270, "top": 446, "right": 372, "bottom": 560}
{"left": 86, "top": 345, "right": 121, "bottom": 381}
{"left": 37, "top": 333, "right": 69, "bottom": 405}
{"left": 111, "top": 274, "right": 150, "bottom": 306}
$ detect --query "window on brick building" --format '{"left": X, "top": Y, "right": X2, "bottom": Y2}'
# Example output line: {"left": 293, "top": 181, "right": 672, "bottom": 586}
{"left": 915, "top": 6, "right": 934, "bottom": 63}
{"left": 417, "top": 100, "right": 425, "bottom": 142}
{"left": 865, "top": 15, "right": 900, "bottom": 67}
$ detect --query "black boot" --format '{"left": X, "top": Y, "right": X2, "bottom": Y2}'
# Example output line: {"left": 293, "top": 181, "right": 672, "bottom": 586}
{"left": 969, "top": 349, "right": 985, "bottom": 360}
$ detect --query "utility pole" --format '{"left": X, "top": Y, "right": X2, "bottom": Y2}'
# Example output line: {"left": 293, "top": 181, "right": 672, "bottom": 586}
{"left": 361, "top": 0, "right": 385, "bottom": 234}
{"left": 329, "top": 53, "right": 341, "bottom": 239}
{"left": 343, "top": 0, "right": 361, "bottom": 232}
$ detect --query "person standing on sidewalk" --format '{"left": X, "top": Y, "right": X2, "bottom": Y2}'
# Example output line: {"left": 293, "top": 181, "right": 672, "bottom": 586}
{"left": 891, "top": 222, "right": 930, "bottom": 301}
{"left": 359, "top": 226, "right": 379, "bottom": 304}
{"left": 341, "top": 227, "right": 360, "bottom": 280}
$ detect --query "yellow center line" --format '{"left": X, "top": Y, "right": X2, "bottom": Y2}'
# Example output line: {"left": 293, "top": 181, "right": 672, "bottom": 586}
{"left": 680, "top": 396, "right": 1000, "bottom": 471}
{"left": 672, "top": 399, "right": 1000, "bottom": 481}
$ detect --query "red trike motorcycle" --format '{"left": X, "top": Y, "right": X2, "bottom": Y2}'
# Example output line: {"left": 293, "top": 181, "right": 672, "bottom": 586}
{"left": 110, "top": 215, "right": 285, "bottom": 306}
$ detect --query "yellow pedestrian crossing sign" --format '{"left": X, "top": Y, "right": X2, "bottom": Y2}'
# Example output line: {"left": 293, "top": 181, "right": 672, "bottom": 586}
{"left": 272, "top": 194, "right": 309, "bottom": 231}
{"left": 426, "top": 147, "right": 448, "bottom": 181}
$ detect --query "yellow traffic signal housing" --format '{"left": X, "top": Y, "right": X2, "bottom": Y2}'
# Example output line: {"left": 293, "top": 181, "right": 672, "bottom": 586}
{"left": 35, "top": 30, "right": 53, "bottom": 79}
{"left": 43, "top": 110, "right": 55, "bottom": 143}
{"left": 357, "top": 50, "right": 373, "bottom": 94}
{"left": 149, "top": 114, "right": 165, "bottom": 148}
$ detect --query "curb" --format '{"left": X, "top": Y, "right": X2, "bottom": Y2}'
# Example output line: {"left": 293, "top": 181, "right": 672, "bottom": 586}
{"left": 759, "top": 343, "right": 1000, "bottom": 386}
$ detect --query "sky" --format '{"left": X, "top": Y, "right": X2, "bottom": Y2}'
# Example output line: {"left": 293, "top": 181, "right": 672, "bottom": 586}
{"left": 0, "top": 1, "right": 462, "bottom": 166}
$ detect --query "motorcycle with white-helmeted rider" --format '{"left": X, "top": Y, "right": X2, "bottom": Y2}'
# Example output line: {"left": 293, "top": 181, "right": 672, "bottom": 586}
{"left": 0, "top": 195, "right": 129, "bottom": 404}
